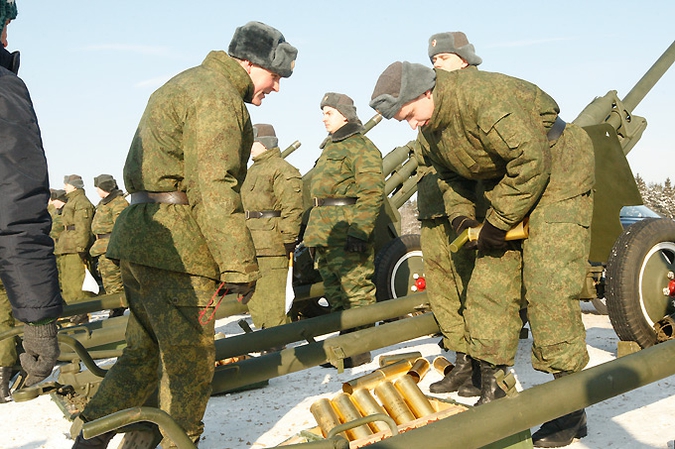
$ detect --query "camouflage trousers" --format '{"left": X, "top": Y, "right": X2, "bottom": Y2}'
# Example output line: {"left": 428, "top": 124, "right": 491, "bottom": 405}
{"left": 420, "top": 217, "right": 475, "bottom": 354}
{"left": 315, "top": 244, "right": 376, "bottom": 312}
{"left": 464, "top": 192, "right": 592, "bottom": 373}
{"left": 57, "top": 253, "right": 96, "bottom": 304}
{"left": 96, "top": 254, "right": 124, "bottom": 295}
{"left": 81, "top": 261, "right": 218, "bottom": 448}
{"left": 0, "top": 282, "right": 17, "bottom": 367}
{"left": 247, "top": 255, "right": 291, "bottom": 329}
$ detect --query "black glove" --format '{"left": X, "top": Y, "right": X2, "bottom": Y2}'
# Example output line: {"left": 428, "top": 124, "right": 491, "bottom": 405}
{"left": 477, "top": 220, "right": 508, "bottom": 252}
{"left": 283, "top": 242, "right": 297, "bottom": 256}
{"left": 222, "top": 281, "right": 256, "bottom": 305}
{"left": 451, "top": 216, "right": 481, "bottom": 250}
{"left": 19, "top": 322, "right": 60, "bottom": 386}
{"left": 344, "top": 235, "right": 368, "bottom": 253}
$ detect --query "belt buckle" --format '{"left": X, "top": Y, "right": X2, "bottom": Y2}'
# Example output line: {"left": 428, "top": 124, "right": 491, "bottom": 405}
{"left": 312, "top": 198, "right": 322, "bottom": 207}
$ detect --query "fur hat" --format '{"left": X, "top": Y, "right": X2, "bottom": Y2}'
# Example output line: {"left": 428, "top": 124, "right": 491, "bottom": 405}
{"left": 63, "top": 174, "right": 84, "bottom": 189}
{"left": 50, "top": 189, "right": 67, "bottom": 203}
{"left": 253, "top": 123, "right": 279, "bottom": 150}
{"left": 369, "top": 61, "right": 436, "bottom": 120}
{"left": 228, "top": 21, "right": 297, "bottom": 78}
{"left": 428, "top": 31, "right": 482, "bottom": 66}
{"left": 320, "top": 92, "right": 359, "bottom": 123}
{"left": 0, "top": 0, "right": 17, "bottom": 37}
{"left": 93, "top": 174, "right": 117, "bottom": 193}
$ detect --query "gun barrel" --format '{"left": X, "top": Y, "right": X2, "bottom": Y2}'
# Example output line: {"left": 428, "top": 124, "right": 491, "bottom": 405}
{"left": 622, "top": 40, "right": 675, "bottom": 113}
{"left": 363, "top": 113, "right": 383, "bottom": 134}
{"left": 281, "top": 140, "right": 302, "bottom": 158}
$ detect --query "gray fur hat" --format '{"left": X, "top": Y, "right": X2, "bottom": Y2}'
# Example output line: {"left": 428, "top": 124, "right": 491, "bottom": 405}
{"left": 320, "top": 92, "right": 359, "bottom": 123}
{"left": 50, "top": 189, "right": 67, "bottom": 203}
{"left": 64, "top": 174, "right": 84, "bottom": 189}
{"left": 228, "top": 21, "right": 298, "bottom": 78}
{"left": 428, "top": 31, "right": 482, "bottom": 66}
{"left": 253, "top": 123, "right": 279, "bottom": 150}
{"left": 94, "top": 174, "right": 117, "bottom": 193}
{"left": 369, "top": 61, "right": 436, "bottom": 120}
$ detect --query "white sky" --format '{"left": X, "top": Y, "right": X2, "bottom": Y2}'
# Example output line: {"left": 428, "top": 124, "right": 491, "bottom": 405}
{"left": 7, "top": 0, "right": 675, "bottom": 203}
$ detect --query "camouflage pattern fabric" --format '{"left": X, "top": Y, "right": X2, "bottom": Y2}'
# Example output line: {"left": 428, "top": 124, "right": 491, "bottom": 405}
{"left": 303, "top": 122, "right": 384, "bottom": 310}
{"left": 0, "top": 281, "right": 17, "bottom": 367}
{"left": 241, "top": 147, "right": 302, "bottom": 328}
{"left": 97, "top": 255, "right": 123, "bottom": 296}
{"left": 107, "top": 51, "right": 259, "bottom": 284}
{"left": 246, "top": 256, "right": 290, "bottom": 328}
{"left": 80, "top": 261, "right": 217, "bottom": 448}
{"left": 421, "top": 67, "right": 595, "bottom": 373}
{"left": 90, "top": 191, "right": 128, "bottom": 295}
{"left": 54, "top": 189, "right": 94, "bottom": 255}
{"left": 47, "top": 203, "right": 64, "bottom": 244}
{"left": 57, "top": 253, "right": 95, "bottom": 304}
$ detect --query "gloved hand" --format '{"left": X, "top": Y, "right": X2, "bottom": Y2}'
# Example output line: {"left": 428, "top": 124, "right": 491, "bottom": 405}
{"left": 477, "top": 220, "right": 508, "bottom": 252}
{"left": 284, "top": 242, "right": 297, "bottom": 256}
{"left": 222, "top": 281, "right": 257, "bottom": 305}
{"left": 19, "top": 322, "right": 60, "bottom": 386}
{"left": 451, "top": 216, "right": 481, "bottom": 250}
{"left": 344, "top": 235, "right": 368, "bottom": 253}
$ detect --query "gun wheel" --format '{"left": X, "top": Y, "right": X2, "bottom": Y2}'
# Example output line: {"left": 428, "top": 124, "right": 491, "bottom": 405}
{"left": 374, "top": 234, "right": 424, "bottom": 302}
{"left": 606, "top": 218, "right": 675, "bottom": 348}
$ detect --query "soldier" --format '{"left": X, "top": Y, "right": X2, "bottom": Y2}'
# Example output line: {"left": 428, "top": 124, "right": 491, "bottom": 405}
{"left": 90, "top": 175, "right": 128, "bottom": 318}
{"left": 241, "top": 124, "right": 303, "bottom": 333}
{"left": 54, "top": 174, "right": 96, "bottom": 325}
{"left": 304, "top": 92, "right": 384, "bottom": 368}
{"left": 48, "top": 189, "right": 68, "bottom": 245}
{"left": 0, "top": 279, "right": 17, "bottom": 403}
{"left": 0, "top": 0, "right": 62, "bottom": 389}
{"left": 416, "top": 32, "right": 484, "bottom": 397}
{"left": 371, "top": 61, "right": 593, "bottom": 447}
{"left": 71, "top": 21, "right": 297, "bottom": 449}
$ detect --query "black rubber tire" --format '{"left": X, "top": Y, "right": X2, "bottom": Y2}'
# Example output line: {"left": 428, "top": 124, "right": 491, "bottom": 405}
{"left": 591, "top": 296, "right": 609, "bottom": 315}
{"left": 606, "top": 218, "right": 675, "bottom": 348}
{"left": 374, "top": 234, "right": 424, "bottom": 302}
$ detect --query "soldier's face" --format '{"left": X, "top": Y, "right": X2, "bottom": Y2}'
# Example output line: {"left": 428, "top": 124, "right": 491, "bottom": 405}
{"left": 432, "top": 53, "right": 468, "bottom": 72}
{"left": 322, "top": 106, "right": 348, "bottom": 134}
{"left": 248, "top": 65, "right": 281, "bottom": 106}
{"left": 393, "top": 91, "right": 435, "bottom": 130}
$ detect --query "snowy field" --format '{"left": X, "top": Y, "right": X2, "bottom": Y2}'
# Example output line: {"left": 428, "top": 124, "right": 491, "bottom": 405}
{"left": 1, "top": 302, "right": 674, "bottom": 449}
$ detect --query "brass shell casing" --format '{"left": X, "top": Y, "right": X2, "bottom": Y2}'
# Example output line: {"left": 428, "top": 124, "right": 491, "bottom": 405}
{"left": 374, "top": 380, "right": 416, "bottom": 425}
{"left": 432, "top": 356, "right": 454, "bottom": 376}
{"left": 350, "top": 388, "right": 390, "bottom": 433}
{"left": 394, "top": 374, "right": 435, "bottom": 418}
{"left": 343, "top": 359, "right": 413, "bottom": 394}
{"left": 378, "top": 351, "right": 423, "bottom": 367}
{"left": 310, "top": 398, "right": 344, "bottom": 438}
{"left": 331, "top": 393, "right": 373, "bottom": 441}
{"left": 407, "top": 357, "right": 430, "bottom": 383}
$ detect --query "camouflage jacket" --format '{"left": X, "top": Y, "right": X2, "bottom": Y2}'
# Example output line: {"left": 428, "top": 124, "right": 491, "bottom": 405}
{"left": 54, "top": 188, "right": 95, "bottom": 255}
{"left": 48, "top": 203, "right": 65, "bottom": 243}
{"left": 422, "top": 67, "right": 595, "bottom": 231}
{"left": 107, "top": 51, "right": 259, "bottom": 283}
{"left": 241, "top": 148, "right": 303, "bottom": 257}
{"left": 90, "top": 190, "right": 129, "bottom": 257}
{"left": 304, "top": 122, "right": 384, "bottom": 246}
{"left": 412, "top": 133, "right": 448, "bottom": 220}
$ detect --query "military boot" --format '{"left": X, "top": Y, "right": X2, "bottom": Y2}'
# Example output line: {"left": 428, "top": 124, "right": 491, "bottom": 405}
{"left": 71, "top": 430, "right": 115, "bottom": 449}
{"left": 532, "top": 372, "right": 588, "bottom": 447}
{"left": 429, "top": 352, "right": 474, "bottom": 394}
{"left": 0, "top": 366, "right": 12, "bottom": 403}
{"left": 457, "top": 357, "right": 481, "bottom": 397}
{"left": 474, "top": 360, "right": 508, "bottom": 406}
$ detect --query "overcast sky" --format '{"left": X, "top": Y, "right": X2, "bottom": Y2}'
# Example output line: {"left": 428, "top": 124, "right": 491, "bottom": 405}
{"left": 7, "top": 0, "right": 675, "bottom": 203}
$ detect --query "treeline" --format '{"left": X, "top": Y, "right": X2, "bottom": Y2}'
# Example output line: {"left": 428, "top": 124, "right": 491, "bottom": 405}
{"left": 636, "top": 175, "right": 675, "bottom": 219}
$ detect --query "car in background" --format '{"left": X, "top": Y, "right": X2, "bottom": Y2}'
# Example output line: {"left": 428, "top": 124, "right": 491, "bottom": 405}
{"left": 620, "top": 205, "right": 664, "bottom": 228}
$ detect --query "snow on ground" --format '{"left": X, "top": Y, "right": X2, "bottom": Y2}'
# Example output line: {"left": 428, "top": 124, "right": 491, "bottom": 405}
{"left": 1, "top": 303, "right": 674, "bottom": 449}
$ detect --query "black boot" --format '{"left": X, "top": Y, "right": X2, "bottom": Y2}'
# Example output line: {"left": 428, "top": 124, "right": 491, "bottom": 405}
{"left": 0, "top": 366, "right": 12, "bottom": 403}
{"left": 457, "top": 357, "right": 481, "bottom": 397}
{"left": 532, "top": 372, "right": 587, "bottom": 447}
{"left": 474, "top": 361, "right": 508, "bottom": 406}
{"left": 429, "top": 352, "right": 473, "bottom": 393}
{"left": 71, "top": 430, "right": 115, "bottom": 449}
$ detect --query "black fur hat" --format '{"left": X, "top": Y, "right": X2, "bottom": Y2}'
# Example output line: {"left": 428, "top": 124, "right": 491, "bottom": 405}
{"left": 228, "top": 21, "right": 297, "bottom": 78}
{"left": 93, "top": 174, "right": 117, "bottom": 193}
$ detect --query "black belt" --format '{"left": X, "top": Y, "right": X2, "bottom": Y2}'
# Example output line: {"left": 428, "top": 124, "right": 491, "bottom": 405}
{"left": 547, "top": 116, "right": 566, "bottom": 142}
{"left": 96, "top": 233, "right": 111, "bottom": 240}
{"left": 65, "top": 225, "right": 75, "bottom": 231}
{"left": 312, "top": 197, "right": 358, "bottom": 207}
{"left": 245, "top": 210, "right": 282, "bottom": 219}
{"left": 130, "top": 191, "right": 189, "bottom": 205}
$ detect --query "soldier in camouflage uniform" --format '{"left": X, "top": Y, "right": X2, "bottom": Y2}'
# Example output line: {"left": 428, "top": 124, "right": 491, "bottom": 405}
{"left": 304, "top": 92, "right": 384, "bottom": 368}
{"left": 71, "top": 22, "right": 297, "bottom": 449}
{"left": 371, "top": 61, "right": 594, "bottom": 447}
{"left": 90, "top": 175, "right": 129, "bottom": 318}
{"left": 48, "top": 189, "right": 67, "bottom": 244}
{"left": 54, "top": 174, "right": 96, "bottom": 325}
{"left": 242, "top": 124, "right": 303, "bottom": 331}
